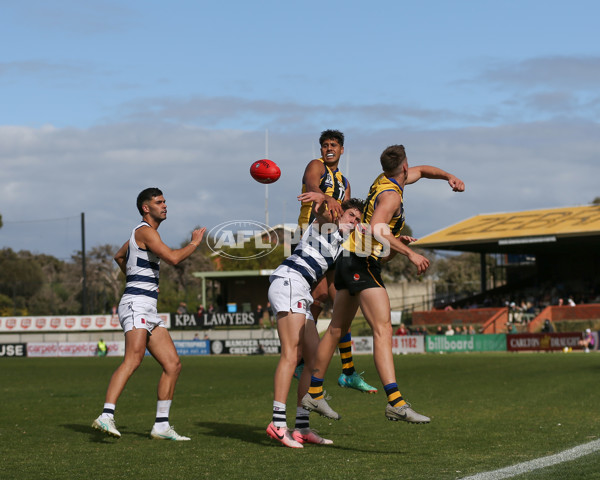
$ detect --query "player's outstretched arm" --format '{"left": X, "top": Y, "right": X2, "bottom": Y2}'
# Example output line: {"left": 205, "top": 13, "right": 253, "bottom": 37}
{"left": 138, "top": 226, "right": 206, "bottom": 266}
{"left": 406, "top": 165, "right": 465, "bottom": 192}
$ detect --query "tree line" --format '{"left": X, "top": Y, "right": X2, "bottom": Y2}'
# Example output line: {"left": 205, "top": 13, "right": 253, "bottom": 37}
{"left": 0, "top": 230, "right": 489, "bottom": 318}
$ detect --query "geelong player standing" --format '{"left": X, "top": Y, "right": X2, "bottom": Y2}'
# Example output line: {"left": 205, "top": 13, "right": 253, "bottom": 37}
{"left": 92, "top": 188, "right": 205, "bottom": 440}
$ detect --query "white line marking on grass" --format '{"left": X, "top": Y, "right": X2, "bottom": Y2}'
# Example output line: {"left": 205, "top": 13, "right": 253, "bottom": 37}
{"left": 461, "top": 439, "right": 600, "bottom": 480}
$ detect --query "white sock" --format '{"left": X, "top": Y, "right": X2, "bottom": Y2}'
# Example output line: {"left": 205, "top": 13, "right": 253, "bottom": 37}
{"left": 101, "top": 403, "right": 116, "bottom": 419}
{"left": 272, "top": 400, "right": 287, "bottom": 428}
{"left": 154, "top": 400, "right": 172, "bottom": 431}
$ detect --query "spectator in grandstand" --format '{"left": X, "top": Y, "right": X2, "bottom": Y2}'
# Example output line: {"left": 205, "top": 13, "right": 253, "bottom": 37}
{"left": 506, "top": 323, "right": 517, "bottom": 334}
{"left": 394, "top": 323, "right": 408, "bottom": 336}
{"left": 196, "top": 304, "right": 205, "bottom": 317}
{"left": 578, "top": 328, "right": 595, "bottom": 353}
{"left": 541, "top": 319, "right": 555, "bottom": 333}
{"left": 558, "top": 298, "right": 564, "bottom": 306}
{"left": 176, "top": 302, "right": 188, "bottom": 314}
{"left": 445, "top": 325, "right": 455, "bottom": 336}
{"left": 467, "top": 325, "right": 476, "bottom": 335}
{"left": 455, "top": 326, "right": 463, "bottom": 335}
{"left": 436, "top": 326, "right": 444, "bottom": 335}
{"left": 255, "top": 304, "right": 265, "bottom": 328}
{"left": 567, "top": 296, "right": 576, "bottom": 306}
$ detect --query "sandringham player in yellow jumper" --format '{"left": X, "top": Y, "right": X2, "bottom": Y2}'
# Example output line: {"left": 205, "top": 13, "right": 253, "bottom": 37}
{"left": 302, "top": 145, "right": 465, "bottom": 426}
{"left": 295, "top": 129, "right": 377, "bottom": 394}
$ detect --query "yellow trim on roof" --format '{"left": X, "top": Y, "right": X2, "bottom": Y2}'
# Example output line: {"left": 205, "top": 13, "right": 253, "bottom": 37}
{"left": 414, "top": 205, "right": 600, "bottom": 248}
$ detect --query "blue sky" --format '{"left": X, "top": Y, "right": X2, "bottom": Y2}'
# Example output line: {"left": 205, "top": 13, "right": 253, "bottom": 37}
{"left": 1, "top": 0, "right": 599, "bottom": 260}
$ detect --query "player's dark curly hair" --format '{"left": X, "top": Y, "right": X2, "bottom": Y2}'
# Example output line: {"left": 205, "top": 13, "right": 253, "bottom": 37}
{"left": 341, "top": 197, "right": 365, "bottom": 214}
{"left": 319, "top": 129, "right": 344, "bottom": 146}
{"left": 136, "top": 187, "right": 163, "bottom": 215}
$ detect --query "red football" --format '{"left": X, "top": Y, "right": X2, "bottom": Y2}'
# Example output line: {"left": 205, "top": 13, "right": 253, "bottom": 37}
{"left": 250, "top": 159, "right": 281, "bottom": 184}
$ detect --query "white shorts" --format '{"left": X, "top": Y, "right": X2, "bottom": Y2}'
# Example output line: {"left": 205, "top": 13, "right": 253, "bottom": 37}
{"left": 268, "top": 275, "right": 315, "bottom": 321}
{"left": 118, "top": 301, "right": 166, "bottom": 334}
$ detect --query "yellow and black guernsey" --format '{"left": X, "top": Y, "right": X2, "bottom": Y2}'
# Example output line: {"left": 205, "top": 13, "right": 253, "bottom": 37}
{"left": 346, "top": 173, "right": 405, "bottom": 260}
{"left": 297, "top": 158, "right": 349, "bottom": 227}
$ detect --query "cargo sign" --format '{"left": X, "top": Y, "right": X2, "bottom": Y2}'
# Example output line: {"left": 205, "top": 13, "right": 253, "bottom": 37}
{"left": 26, "top": 341, "right": 125, "bottom": 357}
{"left": 506, "top": 333, "right": 583, "bottom": 352}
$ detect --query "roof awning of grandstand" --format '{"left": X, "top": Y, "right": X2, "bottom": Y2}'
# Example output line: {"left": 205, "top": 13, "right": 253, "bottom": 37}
{"left": 192, "top": 270, "right": 275, "bottom": 279}
{"left": 412, "top": 205, "right": 600, "bottom": 254}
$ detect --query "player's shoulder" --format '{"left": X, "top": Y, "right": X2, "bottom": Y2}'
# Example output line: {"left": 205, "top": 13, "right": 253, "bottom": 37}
{"left": 375, "top": 189, "right": 402, "bottom": 207}
{"left": 135, "top": 222, "right": 159, "bottom": 240}
{"left": 306, "top": 158, "right": 325, "bottom": 169}
{"left": 303, "top": 158, "right": 326, "bottom": 177}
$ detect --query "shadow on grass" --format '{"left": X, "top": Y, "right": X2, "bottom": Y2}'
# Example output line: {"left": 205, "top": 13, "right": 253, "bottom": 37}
{"left": 62, "top": 423, "right": 146, "bottom": 443}
{"left": 196, "top": 421, "right": 268, "bottom": 446}
{"left": 195, "top": 421, "right": 404, "bottom": 453}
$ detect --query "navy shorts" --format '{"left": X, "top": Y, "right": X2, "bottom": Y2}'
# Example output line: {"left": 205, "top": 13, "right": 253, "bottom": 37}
{"left": 334, "top": 252, "right": 385, "bottom": 295}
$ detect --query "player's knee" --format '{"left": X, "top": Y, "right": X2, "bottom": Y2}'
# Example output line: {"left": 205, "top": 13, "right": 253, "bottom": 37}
{"left": 371, "top": 320, "right": 392, "bottom": 337}
{"left": 165, "top": 357, "right": 182, "bottom": 376}
{"left": 313, "top": 294, "right": 329, "bottom": 305}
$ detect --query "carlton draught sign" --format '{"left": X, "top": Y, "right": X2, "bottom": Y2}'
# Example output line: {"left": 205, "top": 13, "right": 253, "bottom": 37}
{"left": 507, "top": 333, "right": 582, "bottom": 352}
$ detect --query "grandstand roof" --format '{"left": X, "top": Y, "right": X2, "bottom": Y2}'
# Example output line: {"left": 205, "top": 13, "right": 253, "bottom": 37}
{"left": 413, "top": 205, "right": 600, "bottom": 254}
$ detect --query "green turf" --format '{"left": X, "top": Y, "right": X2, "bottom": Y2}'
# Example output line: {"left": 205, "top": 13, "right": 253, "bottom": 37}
{"left": 1, "top": 353, "right": 599, "bottom": 480}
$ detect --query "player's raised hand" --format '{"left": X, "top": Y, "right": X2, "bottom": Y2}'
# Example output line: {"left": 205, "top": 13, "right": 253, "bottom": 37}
{"left": 399, "top": 235, "right": 418, "bottom": 245}
{"left": 298, "top": 192, "right": 341, "bottom": 221}
{"left": 190, "top": 227, "right": 206, "bottom": 246}
{"left": 448, "top": 175, "right": 465, "bottom": 192}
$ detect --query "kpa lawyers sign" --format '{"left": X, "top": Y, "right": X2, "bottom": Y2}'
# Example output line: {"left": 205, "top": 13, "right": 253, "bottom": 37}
{"left": 172, "top": 312, "right": 257, "bottom": 329}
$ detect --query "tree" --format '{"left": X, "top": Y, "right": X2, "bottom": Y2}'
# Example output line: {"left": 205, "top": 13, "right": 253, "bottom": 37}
{"left": 432, "top": 252, "right": 496, "bottom": 302}
{"left": 27, "top": 253, "right": 80, "bottom": 315}
{"left": 592, "top": 197, "right": 600, "bottom": 205}
{"left": 69, "top": 244, "right": 140, "bottom": 314}
{"left": 380, "top": 224, "right": 436, "bottom": 281}
{"left": 0, "top": 249, "right": 45, "bottom": 315}
{"left": 157, "top": 238, "right": 213, "bottom": 312}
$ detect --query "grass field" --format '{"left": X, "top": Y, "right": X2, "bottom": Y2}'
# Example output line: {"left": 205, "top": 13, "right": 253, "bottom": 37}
{"left": 1, "top": 352, "right": 599, "bottom": 480}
